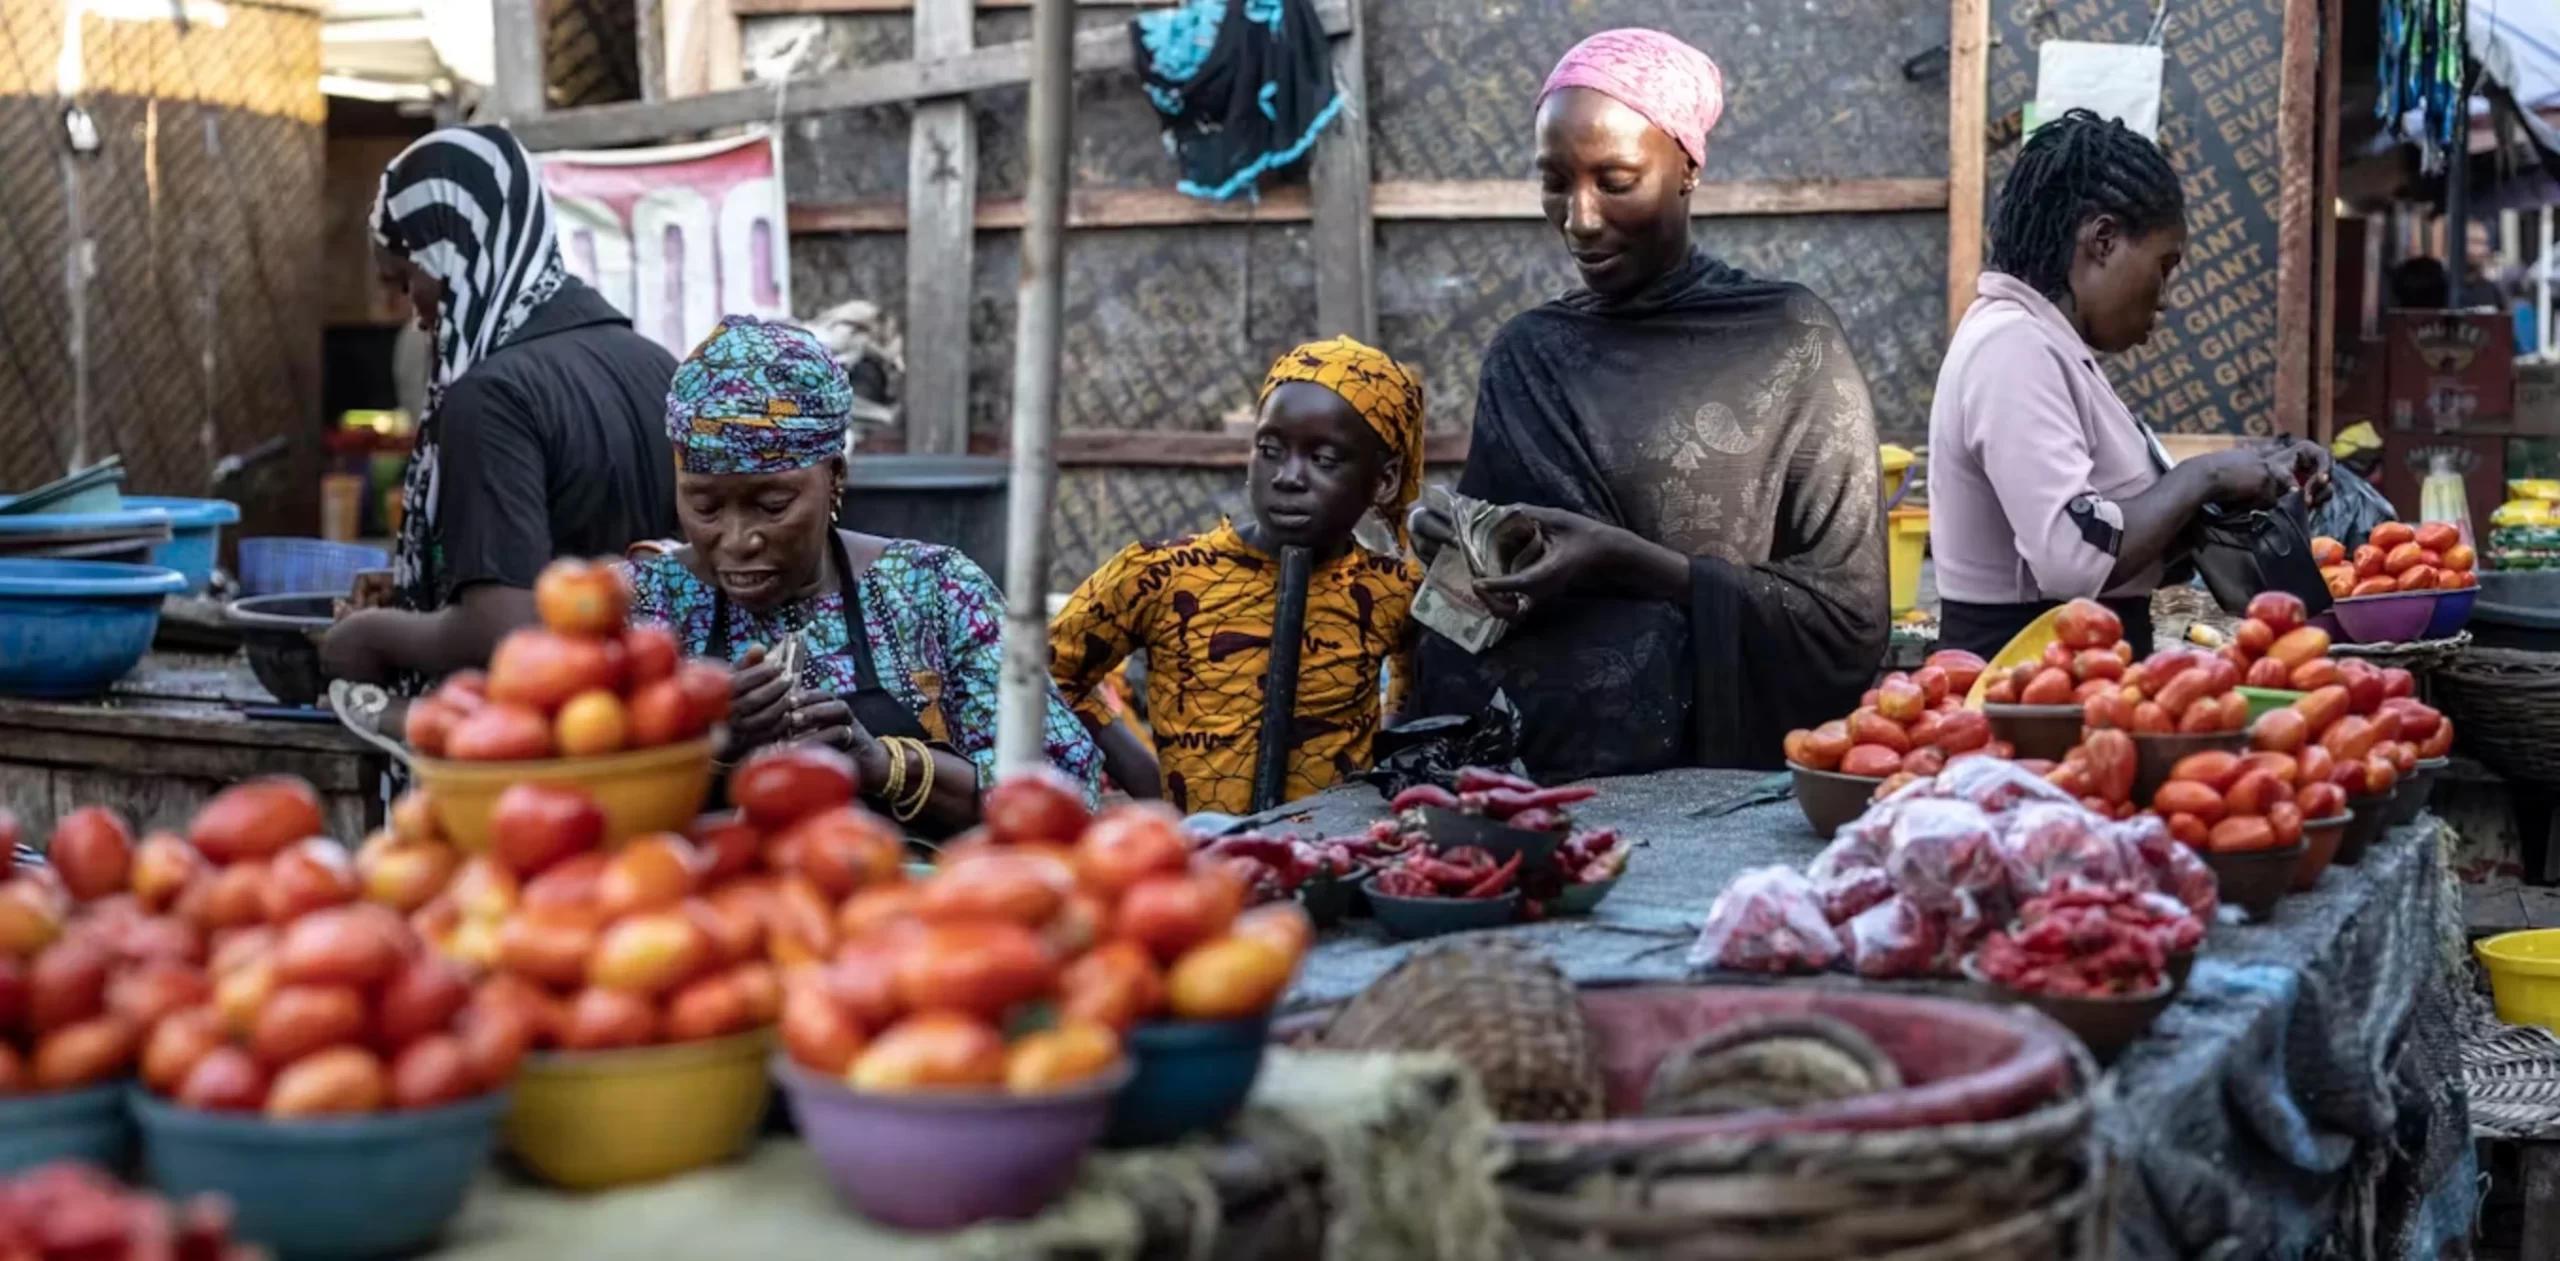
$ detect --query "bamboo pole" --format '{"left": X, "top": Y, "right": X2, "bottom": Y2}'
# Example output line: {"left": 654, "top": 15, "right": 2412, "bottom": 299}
{"left": 992, "top": 0, "right": 1074, "bottom": 774}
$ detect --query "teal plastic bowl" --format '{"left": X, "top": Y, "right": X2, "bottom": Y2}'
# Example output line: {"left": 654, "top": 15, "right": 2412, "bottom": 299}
{"left": 131, "top": 1089, "right": 507, "bottom": 1260}
{"left": 123, "top": 497, "right": 239, "bottom": 595}
{"left": 1551, "top": 874, "right": 1622, "bottom": 916}
{"left": 1103, "top": 1016, "right": 1270, "bottom": 1148}
{"left": 0, "top": 1083, "right": 132, "bottom": 1175}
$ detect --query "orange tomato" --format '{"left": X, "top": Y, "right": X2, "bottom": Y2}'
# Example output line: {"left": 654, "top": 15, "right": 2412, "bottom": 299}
{"left": 917, "top": 851, "right": 1071, "bottom": 928}
{"left": 496, "top": 905, "right": 604, "bottom": 990}
{"left": 2168, "top": 751, "right": 2243, "bottom": 792}
{"left": 848, "top": 1012, "right": 1007, "bottom": 1092}
{"left": 267, "top": 1046, "right": 389, "bottom": 1117}
{"left": 664, "top": 973, "right": 755, "bottom": 1043}
{"left": 2207, "top": 815, "right": 2278, "bottom": 854}
{"left": 981, "top": 770, "right": 1095, "bottom": 846}
{"left": 586, "top": 912, "right": 712, "bottom": 997}
{"left": 781, "top": 980, "right": 867, "bottom": 1074}
{"left": 596, "top": 834, "right": 701, "bottom": 919}
{"left": 532, "top": 558, "right": 631, "bottom": 637}
{"left": 891, "top": 920, "right": 1055, "bottom": 1021}
{"left": 1058, "top": 940, "right": 1166, "bottom": 1033}
{"left": 358, "top": 837, "right": 459, "bottom": 915}
{"left": 444, "top": 703, "right": 556, "bottom": 763}
{"left": 251, "top": 984, "right": 367, "bottom": 1068}
{"left": 1073, "top": 805, "right": 1193, "bottom": 901}
{"left": 626, "top": 680, "right": 695, "bottom": 748}
{"left": 1115, "top": 874, "right": 1241, "bottom": 964}
{"left": 1003, "top": 1021, "right": 1122, "bottom": 1093}
{"left": 2322, "top": 565, "right": 2356, "bottom": 598}
{"left": 189, "top": 778, "right": 325, "bottom": 866}
{"left": 2296, "top": 781, "right": 2348, "bottom": 821}
{"left": 836, "top": 884, "right": 926, "bottom": 943}
{"left": 2351, "top": 544, "right": 2387, "bottom": 578}
{"left": 553, "top": 690, "right": 631, "bottom": 759}
{"left": 2395, "top": 565, "right": 2438, "bottom": 592}
{"left": 2441, "top": 543, "right": 2476, "bottom": 573}
{"left": 141, "top": 1006, "right": 227, "bottom": 1095}
{"left": 1233, "top": 903, "right": 1313, "bottom": 965}
{"left": 1166, "top": 936, "right": 1295, "bottom": 1021}
{"left": 773, "top": 808, "right": 904, "bottom": 901}
{"left": 486, "top": 629, "right": 620, "bottom": 713}
{"left": 2414, "top": 522, "right": 2460, "bottom": 553}
{"left": 487, "top": 784, "right": 607, "bottom": 881}
{"left": 2370, "top": 522, "right": 2416, "bottom": 550}
{"left": 684, "top": 898, "right": 759, "bottom": 967}
{"left": 33, "top": 1017, "right": 140, "bottom": 1090}
{"left": 2151, "top": 780, "right": 2227, "bottom": 824}
{"left": 557, "top": 987, "right": 658, "bottom": 1051}
{"left": 2311, "top": 536, "right": 2347, "bottom": 567}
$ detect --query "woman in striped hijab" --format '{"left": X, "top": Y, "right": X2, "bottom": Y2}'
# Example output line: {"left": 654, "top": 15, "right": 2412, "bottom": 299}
{"left": 320, "top": 125, "right": 678, "bottom": 694}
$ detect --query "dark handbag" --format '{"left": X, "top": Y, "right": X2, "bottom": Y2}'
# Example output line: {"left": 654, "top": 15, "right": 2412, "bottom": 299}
{"left": 2193, "top": 490, "right": 2334, "bottom": 617}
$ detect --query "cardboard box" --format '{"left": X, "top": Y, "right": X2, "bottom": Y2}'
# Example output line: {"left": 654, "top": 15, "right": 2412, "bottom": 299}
{"left": 2383, "top": 310, "right": 2515, "bottom": 433}
{"left": 2380, "top": 433, "right": 2509, "bottom": 534}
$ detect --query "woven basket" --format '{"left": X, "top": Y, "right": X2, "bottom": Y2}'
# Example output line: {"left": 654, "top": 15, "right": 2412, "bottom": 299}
{"left": 1314, "top": 939, "right": 1605, "bottom": 1122}
{"left": 2432, "top": 647, "right": 2560, "bottom": 790}
{"left": 2330, "top": 631, "right": 2474, "bottom": 675}
{"left": 1500, "top": 1081, "right": 2104, "bottom": 1260}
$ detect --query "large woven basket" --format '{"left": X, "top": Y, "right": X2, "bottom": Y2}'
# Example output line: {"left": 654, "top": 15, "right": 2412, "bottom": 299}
{"left": 1313, "top": 939, "right": 1605, "bottom": 1122}
{"left": 2432, "top": 647, "right": 2560, "bottom": 789}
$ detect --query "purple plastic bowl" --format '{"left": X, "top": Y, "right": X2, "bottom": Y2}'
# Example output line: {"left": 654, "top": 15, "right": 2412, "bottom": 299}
{"left": 2424, "top": 587, "right": 2476, "bottom": 640}
{"left": 2331, "top": 590, "right": 2438, "bottom": 645}
{"left": 775, "top": 1058, "right": 1129, "bottom": 1232}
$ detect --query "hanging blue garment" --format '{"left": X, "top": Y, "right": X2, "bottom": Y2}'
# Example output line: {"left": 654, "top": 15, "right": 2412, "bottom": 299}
{"left": 1131, "top": 0, "right": 1344, "bottom": 202}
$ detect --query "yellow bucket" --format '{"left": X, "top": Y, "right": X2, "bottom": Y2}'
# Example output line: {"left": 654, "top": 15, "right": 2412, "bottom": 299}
{"left": 2477, "top": 931, "right": 2560, "bottom": 1032}
{"left": 1879, "top": 444, "right": 1916, "bottom": 505}
{"left": 503, "top": 1029, "right": 774, "bottom": 1190}
{"left": 412, "top": 738, "right": 715, "bottom": 853}
{"left": 1888, "top": 508, "right": 1929, "bottom": 616}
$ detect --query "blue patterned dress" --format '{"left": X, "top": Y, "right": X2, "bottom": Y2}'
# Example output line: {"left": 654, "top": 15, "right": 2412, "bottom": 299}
{"left": 620, "top": 540, "right": 1103, "bottom": 801}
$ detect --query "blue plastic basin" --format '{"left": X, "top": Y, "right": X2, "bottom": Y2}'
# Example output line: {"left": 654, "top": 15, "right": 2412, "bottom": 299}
{"left": 131, "top": 1089, "right": 507, "bottom": 1261}
{"left": 2423, "top": 586, "right": 2477, "bottom": 641}
{"left": 123, "top": 497, "right": 239, "bottom": 595}
{"left": 0, "top": 559, "right": 185, "bottom": 698}
{"left": 0, "top": 1083, "right": 133, "bottom": 1175}
{"left": 1104, "top": 1016, "right": 1270, "bottom": 1147}
{"left": 0, "top": 505, "right": 172, "bottom": 537}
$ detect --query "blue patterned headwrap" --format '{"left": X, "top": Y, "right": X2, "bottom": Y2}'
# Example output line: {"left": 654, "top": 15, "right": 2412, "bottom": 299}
{"left": 665, "top": 315, "right": 852, "bottom": 476}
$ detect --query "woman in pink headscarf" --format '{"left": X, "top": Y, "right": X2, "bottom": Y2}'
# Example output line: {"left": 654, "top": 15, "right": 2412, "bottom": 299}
{"left": 1409, "top": 29, "right": 1888, "bottom": 777}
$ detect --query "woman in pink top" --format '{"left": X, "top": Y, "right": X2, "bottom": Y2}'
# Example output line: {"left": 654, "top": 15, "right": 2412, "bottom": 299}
{"left": 1928, "top": 110, "right": 2327, "bottom": 660}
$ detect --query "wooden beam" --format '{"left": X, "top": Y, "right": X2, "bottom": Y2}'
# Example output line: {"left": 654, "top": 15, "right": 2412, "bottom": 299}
{"left": 2271, "top": 0, "right": 2320, "bottom": 439}
{"left": 787, "top": 177, "right": 1950, "bottom": 233}
{"left": 731, "top": 0, "right": 1175, "bottom": 11}
{"left": 1945, "top": 0, "right": 1989, "bottom": 332}
{"left": 905, "top": 0, "right": 976, "bottom": 455}
{"left": 1306, "top": 0, "right": 1373, "bottom": 341}
{"left": 1052, "top": 429, "right": 1470, "bottom": 467}
{"left": 2313, "top": 0, "right": 2341, "bottom": 443}
{"left": 513, "top": 0, "right": 1349, "bottom": 151}
{"left": 490, "top": 0, "right": 548, "bottom": 120}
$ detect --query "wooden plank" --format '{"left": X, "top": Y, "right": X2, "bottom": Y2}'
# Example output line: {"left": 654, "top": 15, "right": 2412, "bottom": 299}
{"left": 635, "top": 0, "right": 668, "bottom": 101}
{"left": 2312, "top": 0, "right": 2342, "bottom": 443}
{"left": 905, "top": 0, "right": 977, "bottom": 455}
{"left": 491, "top": 0, "right": 550, "bottom": 120}
{"left": 1305, "top": 0, "right": 1372, "bottom": 342}
{"left": 731, "top": 0, "right": 1175, "bottom": 11}
{"left": 1049, "top": 429, "right": 1470, "bottom": 468}
{"left": 787, "top": 177, "right": 1951, "bottom": 233}
{"left": 1945, "top": 0, "right": 1989, "bottom": 332}
{"left": 513, "top": 0, "right": 1350, "bottom": 151}
{"left": 2270, "top": 0, "right": 2320, "bottom": 439}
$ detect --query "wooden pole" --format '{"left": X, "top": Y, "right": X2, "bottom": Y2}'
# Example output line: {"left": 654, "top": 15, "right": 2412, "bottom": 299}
{"left": 2272, "top": 0, "right": 2320, "bottom": 438}
{"left": 1945, "top": 0, "right": 1988, "bottom": 333}
{"left": 906, "top": 0, "right": 978, "bottom": 454}
{"left": 491, "top": 0, "right": 549, "bottom": 120}
{"left": 993, "top": 0, "right": 1074, "bottom": 774}
{"left": 1251, "top": 546, "right": 1312, "bottom": 813}
{"left": 1307, "top": 0, "right": 1373, "bottom": 342}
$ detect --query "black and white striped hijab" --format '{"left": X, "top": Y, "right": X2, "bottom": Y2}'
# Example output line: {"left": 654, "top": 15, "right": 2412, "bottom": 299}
{"left": 368, "top": 125, "right": 567, "bottom": 414}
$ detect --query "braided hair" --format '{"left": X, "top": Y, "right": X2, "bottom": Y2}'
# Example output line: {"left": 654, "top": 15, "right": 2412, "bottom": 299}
{"left": 1987, "top": 109, "right": 2186, "bottom": 300}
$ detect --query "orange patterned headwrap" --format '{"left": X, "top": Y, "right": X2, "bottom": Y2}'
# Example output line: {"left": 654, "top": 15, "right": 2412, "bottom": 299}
{"left": 1258, "top": 336, "right": 1426, "bottom": 546}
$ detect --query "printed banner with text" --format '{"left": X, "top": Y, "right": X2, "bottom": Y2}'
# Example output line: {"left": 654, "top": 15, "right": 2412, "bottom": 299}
{"left": 535, "top": 131, "right": 791, "bottom": 358}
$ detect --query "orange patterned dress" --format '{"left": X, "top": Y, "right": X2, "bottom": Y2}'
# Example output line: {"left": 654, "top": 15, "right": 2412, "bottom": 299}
{"left": 1049, "top": 521, "right": 1420, "bottom": 815}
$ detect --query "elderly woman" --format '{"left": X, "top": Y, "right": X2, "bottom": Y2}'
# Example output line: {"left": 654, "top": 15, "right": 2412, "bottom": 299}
{"left": 1410, "top": 29, "right": 1889, "bottom": 778}
{"left": 621, "top": 316, "right": 1104, "bottom": 832}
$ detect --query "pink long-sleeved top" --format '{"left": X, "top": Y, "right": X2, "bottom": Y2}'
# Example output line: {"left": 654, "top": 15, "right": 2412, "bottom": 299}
{"left": 1927, "top": 271, "right": 2170, "bottom": 605}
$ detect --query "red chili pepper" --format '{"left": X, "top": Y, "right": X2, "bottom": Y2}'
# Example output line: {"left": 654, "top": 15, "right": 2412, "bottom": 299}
{"left": 1479, "top": 785, "right": 1598, "bottom": 818}
{"left": 1205, "top": 835, "right": 1296, "bottom": 867}
{"left": 1390, "top": 784, "right": 1460, "bottom": 812}
{"left": 1503, "top": 808, "right": 1564, "bottom": 834}
{"left": 1373, "top": 868, "right": 1435, "bottom": 898}
{"left": 1462, "top": 852, "right": 1521, "bottom": 898}
{"left": 1456, "top": 767, "right": 1541, "bottom": 794}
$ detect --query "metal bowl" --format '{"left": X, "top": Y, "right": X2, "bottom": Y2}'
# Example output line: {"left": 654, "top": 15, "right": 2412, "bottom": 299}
{"left": 226, "top": 592, "right": 334, "bottom": 707}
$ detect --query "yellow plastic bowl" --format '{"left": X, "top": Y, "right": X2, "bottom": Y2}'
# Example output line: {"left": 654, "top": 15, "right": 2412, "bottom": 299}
{"left": 2478, "top": 931, "right": 2560, "bottom": 1033}
{"left": 413, "top": 738, "right": 715, "bottom": 852}
{"left": 502, "top": 1028, "right": 773, "bottom": 1190}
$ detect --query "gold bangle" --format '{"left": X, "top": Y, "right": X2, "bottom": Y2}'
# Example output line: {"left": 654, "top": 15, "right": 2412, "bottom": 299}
{"left": 888, "top": 737, "right": 934, "bottom": 822}
{"left": 880, "top": 738, "right": 908, "bottom": 808}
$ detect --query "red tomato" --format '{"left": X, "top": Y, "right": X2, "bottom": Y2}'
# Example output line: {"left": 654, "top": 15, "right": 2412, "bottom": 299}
{"left": 273, "top": 905, "right": 404, "bottom": 990}
{"left": 1059, "top": 940, "right": 1166, "bottom": 1033}
{"left": 263, "top": 840, "right": 359, "bottom": 927}
{"left": 781, "top": 979, "right": 868, "bottom": 1074}
{"left": 28, "top": 939, "right": 111, "bottom": 1035}
{"left": 557, "top": 987, "right": 658, "bottom": 1051}
{"left": 357, "top": 836, "right": 460, "bottom": 915}
{"left": 486, "top": 786, "right": 606, "bottom": 882}
{"left": 982, "top": 769, "right": 1094, "bottom": 845}
{"left": 891, "top": 920, "right": 1056, "bottom": 1021}
{"left": 141, "top": 1006, "right": 228, "bottom": 1095}
{"left": 190, "top": 778, "right": 325, "bottom": 866}
{"left": 445, "top": 704, "right": 556, "bottom": 762}
{"left": 106, "top": 960, "right": 211, "bottom": 1028}
{"left": 1115, "top": 874, "right": 1241, "bottom": 964}
{"left": 835, "top": 883, "right": 925, "bottom": 943}
{"left": 1073, "top": 805, "right": 1193, "bottom": 900}
{"left": 848, "top": 1012, "right": 1007, "bottom": 1092}
{"left": 403, "top": 698, "right": 464, "bottom": 757}
{"left": 386, "top": 1034, "right": 476, "bottom": 1110}
{"left": 2053, "top": 599, "right": 2123, "bottom": 650}
{"left": 176, "top": 1045, "right": 267, "bottom": 1111}
{"left": 772, "top": 808, "right": 904, "bottom": 901}
{"left": 0, "top": 954, "right": 23, "bottom": 1031}
{"left": 2296, "top": 781, "right": 2348, "bottom": 821}
{"left": 731, "top": 747, "right": 861, "bottom": 831}
{"left": 686, "top": 812, "right": 762, "bottom": 883}
{"left": 621, "top": 625, "right": 681, "bottom": 688}
{"left": 822, "top": 937, "right": 908, "bottom": 1030}
{"left": 918, "top": 851, "right": 1072, "bottom": 928}
{"left": 626, "top": 680, "right": 695, "bottom": 748}
{"left": 672, "top": 662, "right": 733, "bottom": 731}
{"left": 372, "top": 956, "right": 471, "bottom": 1053}
{"left": 532, "top": 558, "right": 631, "bottom": 637}
{"left": 251, "top": 985, "right": 368, "bottom": 1068}
{"left": 664, "top": 973, "right": 754, "bottom": 1043}
{"left": 456, "top": 1003, "right": 537, "bottom": 1087}
{"left": 486, "top": 629, "right": 619, "bottom": 713}
{"left": 596, "top": 835, "right": 701, "bottom": 919}
{"left": 267, "top": 1046, "right": 389, "bottom": 1118}
{"left": 48, "top": 807, "right": 133, "bottom": 902}
{"left": 32, "top": 1016, "right": 140, "bottom": 1090}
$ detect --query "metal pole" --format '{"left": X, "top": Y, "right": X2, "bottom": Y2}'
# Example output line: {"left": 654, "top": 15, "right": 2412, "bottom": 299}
{"left": 1250, "top": 546, "right": 1312, "bottom": 813}
{"left": 2541, "top": 206, "right": 2553, "bottom": 357}
{"left": 993, "top": 0, "right": 1075, "bottom": 775}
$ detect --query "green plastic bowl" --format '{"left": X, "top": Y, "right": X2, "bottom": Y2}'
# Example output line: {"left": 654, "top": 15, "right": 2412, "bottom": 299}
{"left": 2237, "top": 687, "right": 2306, "bottom": 722}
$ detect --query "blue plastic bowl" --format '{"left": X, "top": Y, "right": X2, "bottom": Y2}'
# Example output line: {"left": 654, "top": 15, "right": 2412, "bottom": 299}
{"left": 123, "top": 497, "right": 239, "bottom": 595}
{"left": 131, "top": 1089, "right": 507, "bottom": 1261}
{"left": 0, "top": 1083, "right": 133, "bottom": 1175}
{"left": 0, "top": 506, "right": 170, "bottom": 537}
{"left": 0, "top": 559, "right": 186, "bottom": 698}
{"left": 1103, "top": 1016, "right": 1270, "bottom": 1148}
{"left": 236, "top": 538, "right": 388, "bottom": 599}
{"left": 2423, "top": 586, "right": 2476, "bottom": 640}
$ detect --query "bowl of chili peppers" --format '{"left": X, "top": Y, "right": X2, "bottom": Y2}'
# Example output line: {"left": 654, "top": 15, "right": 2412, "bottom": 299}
{"left": 1960, "top": 885, "right": 2195, "bottom": 1064}
{"left": 1391, "top": 768, "right": 1597, "bottom": 880}
{"left": 1362, "top": 846, "right": 1522, "bottom": 940}
{"left": 1549, "top": 828, "right": 1630, "bottom": 917}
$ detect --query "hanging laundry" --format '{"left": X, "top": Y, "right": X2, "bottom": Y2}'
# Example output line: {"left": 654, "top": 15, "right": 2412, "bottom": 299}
{"left": 1131, "top": 0, "right": 1344, "bottom": 201}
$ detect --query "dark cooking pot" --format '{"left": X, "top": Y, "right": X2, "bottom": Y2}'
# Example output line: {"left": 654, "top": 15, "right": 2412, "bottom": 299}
{"left": 226, "top": 593, "right": 334, "bottom": 707}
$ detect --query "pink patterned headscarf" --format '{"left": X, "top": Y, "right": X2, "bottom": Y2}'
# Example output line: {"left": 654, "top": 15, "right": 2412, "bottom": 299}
{"left": 1536, "top": 30, "right": 1726, "bottom": 169}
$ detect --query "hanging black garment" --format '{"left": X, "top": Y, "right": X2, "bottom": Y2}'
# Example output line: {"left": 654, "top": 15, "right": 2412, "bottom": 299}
{"left": 1130, "top": 0, "right": 1343, "bottom": 201}
{"left": 1411, "top": 250, "right": 1891, "bottom": 779}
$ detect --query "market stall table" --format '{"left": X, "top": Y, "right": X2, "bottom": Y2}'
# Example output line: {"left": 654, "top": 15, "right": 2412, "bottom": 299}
{"left": 1253, "top": 768, "right": 2477, "bottom": 1260}
{"left": 0, "top": 652, "right": 387, "bottom": 839}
